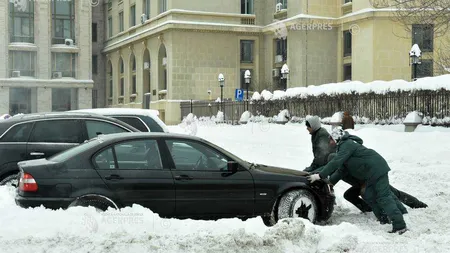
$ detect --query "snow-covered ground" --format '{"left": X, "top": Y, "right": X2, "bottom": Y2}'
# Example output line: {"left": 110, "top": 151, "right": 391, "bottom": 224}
{"left": 1, "top": 122, "right": 449, "bottom": 253}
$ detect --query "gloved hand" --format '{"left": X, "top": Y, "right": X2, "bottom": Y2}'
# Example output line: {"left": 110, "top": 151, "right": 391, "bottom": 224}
{"left": 307, "top": 173, "right": 321, "bottom": 183}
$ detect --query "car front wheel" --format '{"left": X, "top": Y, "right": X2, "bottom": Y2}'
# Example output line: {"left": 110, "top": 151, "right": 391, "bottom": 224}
{"left": 277, "top": 189, "right": 318, "bottom": 223}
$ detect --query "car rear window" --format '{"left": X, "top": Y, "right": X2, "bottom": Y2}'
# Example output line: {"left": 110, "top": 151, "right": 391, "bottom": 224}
{"left": 48, "top": 137, "right": 104, "bottom": 162}
{"left": 142, "top": 117, "right": 164, "bottom": 132}
{"left": 112, "top": 116, "right": 149, "bottom": 132}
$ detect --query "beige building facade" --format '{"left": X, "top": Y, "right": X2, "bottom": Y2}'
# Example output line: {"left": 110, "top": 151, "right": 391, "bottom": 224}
{"left": 102, "top": 0, "right": 445, "bottom": 125}
{"left": 0, "top": 0, "right": 93, "bottom": 115}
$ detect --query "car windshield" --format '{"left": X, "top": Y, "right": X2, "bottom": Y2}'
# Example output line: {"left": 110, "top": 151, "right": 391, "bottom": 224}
{"left": 47, "top": 136, "right": 105, "bottom": 162}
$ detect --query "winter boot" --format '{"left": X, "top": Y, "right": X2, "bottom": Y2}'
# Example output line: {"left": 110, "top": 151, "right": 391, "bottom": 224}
{"left": 389, "top": 227, "right": 408, "bottom": 235}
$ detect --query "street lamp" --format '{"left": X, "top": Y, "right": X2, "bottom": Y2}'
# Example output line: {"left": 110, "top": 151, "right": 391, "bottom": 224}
{"left": 207, "top": 89, "right": 211, "bottom": 101}
{"left": 244, "top": 70, "right": 251, "bottom": 111}
{"left": 218, "top": 73, "right": 225, "bottom": 112}
{"left": 281, "top": 64, "right": 289, "bottom": 90}
{"left": 409, "top": 44, "right": 421, "bottom": 81}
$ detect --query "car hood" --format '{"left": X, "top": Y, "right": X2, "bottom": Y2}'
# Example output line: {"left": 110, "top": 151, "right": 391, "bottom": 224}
{"left": 251, "top": 164, "right": 309, "bottom": 178}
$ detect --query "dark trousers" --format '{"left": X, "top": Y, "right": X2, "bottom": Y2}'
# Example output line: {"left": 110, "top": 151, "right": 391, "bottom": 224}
{"left": 344, "top": 183, "right": 427, "bottom": 213}
{"left": 363, "top": 174, "right": 407, "bottom": 230}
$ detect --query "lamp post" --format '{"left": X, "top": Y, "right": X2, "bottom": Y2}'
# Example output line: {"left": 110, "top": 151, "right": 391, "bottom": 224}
{"left": 410, "top": 44, "right": 421, "bottom": 81}
{"left": 218, "top": 73, "right": 225, "bottom": 113}
{"left": 244, "top": 70, "right": 251, "bottom": 111}
{"left": 207, "top": 88, "right": 211, "bottom": 101}
{"left": 281, "top": 63, "right": 289, "bottom": 90}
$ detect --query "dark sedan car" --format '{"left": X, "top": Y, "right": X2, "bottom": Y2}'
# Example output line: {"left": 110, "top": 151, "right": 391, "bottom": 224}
{"left": 15, "top": 132, "right": 335, "bottom": 226}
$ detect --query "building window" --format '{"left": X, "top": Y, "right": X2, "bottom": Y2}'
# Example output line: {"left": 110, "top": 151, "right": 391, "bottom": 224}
{"left": 240, "top": 69, "right": 253, "bottom": 90}
{"left": 51, "top": 0, "right": 75, "bottom": 45}
{"left": 52, "top": 88, "right": 72, "bottom": 111}
{"left": 144, "top": 0, "right": 150, "bottom": 18}
{"left": 343, "top": 30, "right": 352, "bottom": 57}
{"left": 108, "top": 16, "right": 112, "bottom": 38}
{"left": 119, "top": 12, "right": 124, "bottom": 32}
{"left": 412, "top": 24, "right": 434, "bottom": 52}
{"left": 9, "top": 51, "right": 36, "bottom": 77}
{"left": 275, "top": 38, "right": 287, "bottom": 62}
{"left": 52, "top": 53, "right": 76, "bottom": 78}
{"left": 108, "top": 63, "right": 113, "bottom": 97}
{"left": 92, "top": 23, "right": 97, "bottom": 42}
{"left": 240, "top": 40, "right": 254, "bottom": 63}
{"left": 241, "top": 0, "right": 254, "bottom": 14}
{"left": 413, "top": 59, "right": 433, "bottom": 79}
{"left": 159, "top": 0, "right": 167, "bottom": 13}
{"left": 119, "top": 58, "right": 124, "bottom": 96}
{"left": 130, "top": 5, "right": 136, "bottom": 27}
{"left": 92, "top": 55, "right": 98, "bottom": 75}
{"left": 131, "top": 54, "right": 137, "bottom": 94}
{"left": 343, "top": 64, "right": 351, "bottom": 81}
{"left": 9, "top": 1, "right": 34, "bottom": 43}
{"left": 276, "top": 0, "right": 287, "bottom": 9}
{"left": 9, "top": 88, "right": 32, "bottom": 115}
{"left": 344, "top": 0, "right": 352, "bottom": 3}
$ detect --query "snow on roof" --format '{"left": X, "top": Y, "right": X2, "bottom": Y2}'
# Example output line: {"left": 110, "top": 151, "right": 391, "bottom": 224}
{"left": 410, "top": 44, "right": 421, "bottom": 57}
{"left": 251, "top": 74, "right": 450, "bottom": 101}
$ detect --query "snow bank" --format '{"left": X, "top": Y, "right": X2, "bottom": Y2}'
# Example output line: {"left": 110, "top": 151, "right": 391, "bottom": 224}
{"left": 251, "top": 74, "right": 450, "bottom": 101}
{"left": 330, "top": 112, "right": 343, "bottom": 123}
{"left": 276, "top": 109, "right": 290, "bottom": 122}
{"left": 240, "top": 111, "right": 251, "bottom": 123}
{"left": 180, "top": 113, "right": 198, "bottom": 136}
{"left": 404, "top": 111, "right": 422, "bottom": 124}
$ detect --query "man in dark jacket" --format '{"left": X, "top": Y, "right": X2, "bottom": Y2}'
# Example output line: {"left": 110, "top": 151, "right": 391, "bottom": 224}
{"left": 303, "top": 116, "right": 336, "bottom": 172}
{"left": 307, "top": 128, "right": 408, "bottom": 234}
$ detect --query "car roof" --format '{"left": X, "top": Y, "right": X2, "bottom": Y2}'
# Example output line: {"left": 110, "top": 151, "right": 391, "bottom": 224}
{"left": 70, "top": 108, "right": 170, "bottom": 132}
{"left": 97, "top": 132, "right": 201, "bottom": 141}
{"left": 71, "top": 108, "right": 160, "bottom": 117}
{"left": 0, "top": 112, "right": 141, "bottom": 132}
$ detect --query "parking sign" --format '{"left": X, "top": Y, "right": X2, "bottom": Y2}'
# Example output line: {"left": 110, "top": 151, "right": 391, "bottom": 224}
{"left": 235, "top": 89, "right": 244, "bottom": 101}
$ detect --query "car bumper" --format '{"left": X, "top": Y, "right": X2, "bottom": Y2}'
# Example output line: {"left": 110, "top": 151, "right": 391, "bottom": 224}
{"left": 15, "top": 195, "right": 74, "bottom": 210}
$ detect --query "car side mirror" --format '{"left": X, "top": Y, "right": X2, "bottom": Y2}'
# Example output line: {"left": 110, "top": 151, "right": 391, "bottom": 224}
{"left": 227, "top": 161, "right": 239, "bottom": 173}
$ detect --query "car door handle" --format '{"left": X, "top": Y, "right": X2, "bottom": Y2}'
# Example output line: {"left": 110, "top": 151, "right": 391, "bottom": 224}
{"left": 105, "top": 174, "right": 124, "bottom": 180}
{"left": 30, "top": 152, "right": 45, "bottom": 156}
{"left": 174, "top": 175, "right": 193, "bottom": 181}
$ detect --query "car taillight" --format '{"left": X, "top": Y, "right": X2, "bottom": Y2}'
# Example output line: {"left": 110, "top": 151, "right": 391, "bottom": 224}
{"left": 18, "top": 172, "right": 38, "bottom": 192}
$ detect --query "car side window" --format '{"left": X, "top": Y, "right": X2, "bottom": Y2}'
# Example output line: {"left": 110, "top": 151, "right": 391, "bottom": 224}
{"left": 0, "top": 122, "right": 33, "bottom": 142}
{"left": 29, "top": 120, "right": 82, "bottom": 143}
{"left": 94, "top": 147, "right": 116, "bottom": 169}
{"left": 114, "top": 140, "right": 162, "bottom": 170}
{"left": 85, "top": 120, "right": 129, "bottom": 139}
{"left": 112, "top": 116, "right": 149, "bottom": 132}
{"left": 143, "top": 117, "right": 164, "bottom": 132}
{"left": 165, "top": 140, "right": 228, "bottom": 171}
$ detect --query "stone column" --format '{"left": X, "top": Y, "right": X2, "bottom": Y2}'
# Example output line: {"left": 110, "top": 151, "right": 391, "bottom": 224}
{"left": 0, "top": 87, "right": 10, "bottom": 113}
{"left": 37, "top": 87, "right": 52, "bottom": 112}
{"left": 78, "top": 88, "right": 92, "bottom": 109}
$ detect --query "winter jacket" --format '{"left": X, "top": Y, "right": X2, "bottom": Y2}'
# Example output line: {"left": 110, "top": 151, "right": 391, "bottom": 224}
{"left": 306, "top": 127, "right": 336, "bottom": 171}
{"left": 341, "top": 112, "right": 355, "bottom": 130}
{"left": 317, "top": 132, "right": 391, "bottom": 185}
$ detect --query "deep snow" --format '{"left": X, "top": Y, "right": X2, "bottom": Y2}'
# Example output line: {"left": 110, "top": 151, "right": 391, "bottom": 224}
{"left": 1, "top": 122, "right": 449, "bottom": 253}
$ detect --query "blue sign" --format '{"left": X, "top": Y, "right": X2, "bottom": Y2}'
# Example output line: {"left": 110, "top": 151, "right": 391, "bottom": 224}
{"left": 235, "top": 89, "right": 244, "bottom": 101}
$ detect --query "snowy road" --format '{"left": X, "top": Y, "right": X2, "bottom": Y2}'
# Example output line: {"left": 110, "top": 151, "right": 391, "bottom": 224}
{"left": 1, "top": 122, "right": 449, "bottom": 253}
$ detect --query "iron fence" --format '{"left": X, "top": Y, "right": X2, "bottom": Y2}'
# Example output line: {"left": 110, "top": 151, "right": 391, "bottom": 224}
{"left": 180, "top": 89, "right": 450, "bottom": 125}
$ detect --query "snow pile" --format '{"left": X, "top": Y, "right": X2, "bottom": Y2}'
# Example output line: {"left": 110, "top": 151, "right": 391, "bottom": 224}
{"left": 179, "top": 113, "right": 198, "bottom": 136}
{"left": 215, "top": 111, "right": 224, "bottom": 122}
{"left": 251, "top": 91, "right": 261, "bottom": 100}
{"left": 260, "top": 90, "right": 274, "bottom": 100}
{"left": 239, "top": 111, "right": 251, "bottom": 123}
{"left": 215, "top": 97, "right": 221, "bottom": 102}
{"left": 404, "top": 111, "right": 422, "bottom": 124}
{"left": 330, "top": 112, "right": 343, "bottom": 123}
{"left": 275, "top": 109, "right": 290, "bottom": 122}
{"left": 251, "top": 74, "right": 450, "bottom": 101}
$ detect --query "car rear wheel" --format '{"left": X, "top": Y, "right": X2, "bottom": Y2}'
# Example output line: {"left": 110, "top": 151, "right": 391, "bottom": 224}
{"left": 68, "top": 195, "right": 117, "bottom": 212}
{"left": 0, "top": 173, "right": 19, "bottom": 188}
{"left": 277, "top": 189, "right": 318, "bottom": 223}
